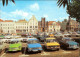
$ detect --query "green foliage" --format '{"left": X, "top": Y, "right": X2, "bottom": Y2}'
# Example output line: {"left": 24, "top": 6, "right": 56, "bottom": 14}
{"left": 67, "top": 0, "right": 80, "bottom": 22}
{"left": 1, "top": 0, "right": 15, "bottom": 6}
{"left": 57, "top": 0, "right": 70, "bottom": 8}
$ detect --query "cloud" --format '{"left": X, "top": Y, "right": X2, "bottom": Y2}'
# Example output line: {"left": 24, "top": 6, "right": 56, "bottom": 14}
{"left": 11, "top": 10, "right": 29, "bottom": 18}
{"left": 43, "top": 14, "right": 48, "bottom": 18}
{"left": 0, "top": 10, "right": 33, "bottom": 21}
{"left": 30, "top": 3, "right": 39, "bottom": 11}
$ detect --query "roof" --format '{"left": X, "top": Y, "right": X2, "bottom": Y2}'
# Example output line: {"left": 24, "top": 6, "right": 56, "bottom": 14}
{"left": 0, "top": 19, "right": 3, "bottom": 22}
{"left": 48, "top": 21, "right": 55, "bottom": 25}
{"left": 46, "top": 37, "right": 55, "bottom": 39}
{"left": 56, "top": 22, "right": 60, "bottom": 26}
{"left": 28, "top": 15, "right": 38, "bottom": 22}
{"left": 16, "top": 19, "right": 27, "bottom": 23}
{"left": 4, "top": 20, "right": 13, "bottom": 22}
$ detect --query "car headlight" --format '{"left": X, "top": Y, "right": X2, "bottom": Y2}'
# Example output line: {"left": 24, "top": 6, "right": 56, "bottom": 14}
{"left": 29, "top": 48, "right": 32, "bottom": 50}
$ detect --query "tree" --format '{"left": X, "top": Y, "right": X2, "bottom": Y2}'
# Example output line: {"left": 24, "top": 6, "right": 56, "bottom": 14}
{"left": 57, "top": 0, "right": 70, "bottom": 8}
{"left": 1, "top": 0, "right": 15, "bottom": 6}
{"left": 57, "top": 0, "right": 80, "bottom": 22}
{"left": 67, "top": 0, "right": 80, "bottom": 22}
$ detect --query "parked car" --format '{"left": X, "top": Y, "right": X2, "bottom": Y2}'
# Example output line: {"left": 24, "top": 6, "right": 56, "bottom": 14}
{"left": 0, "top": 41, "right": 6, "bottom": 53}
{"left": 71, "top": 32, "right": 79, "bottom": 37}
{"left": 26, "top": 38, "right": 42, "bottom": 53}
{"left": 54, "top": 33, "right": 64, "bottom": 38}
{"left": 44, "top": 37, "right": 60, "bottom": 50}
{"left": 63, "top": 32, "right": 70, "bottom": 37}
{"left": 4, "top": 39, "right": 22, "bottom": 52}
{"left": 26, "top": 36, "right": 34, "bottom": 38}
{"left": 58, "top": 37, "right": 79, "bottom": 49}
{"left": 77, "top": 31, "right": 80, "bottom": 34}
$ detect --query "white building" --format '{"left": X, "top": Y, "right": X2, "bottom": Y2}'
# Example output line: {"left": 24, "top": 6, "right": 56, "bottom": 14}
{"left": 0, "top": 20, "right": 16, "bottom": 34}
{"left": 0, "top": 15, "right": 38, "bottom": 34}
{"left": 28, "top": 15, "right": 38, "bottom": 34}
{"left": 48, "top": 21, "right": 61, "bottom": 32}
{"left": 15, "top": 19, "right": 28, "bottom": 33}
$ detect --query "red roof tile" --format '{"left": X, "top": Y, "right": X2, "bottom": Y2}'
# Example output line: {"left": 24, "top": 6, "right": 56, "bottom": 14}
{"left": 4, "top": 20, "right": 13, "bottom": 22}
{"left": 0, "top": 19, "right": 3, "bottom": 22}
{"left": 48, "top": 21, "right": 55, "bottom": 25}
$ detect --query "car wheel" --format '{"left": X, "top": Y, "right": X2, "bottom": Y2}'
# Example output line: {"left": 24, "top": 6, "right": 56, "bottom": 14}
{"left": 4, "top": 48, "right": 8, "bottom": 53}
{"left": 57, "top": 48, "right": 59, "bottom": 51}
{"left": 38, "top": 50, "right": 41, "bottom": 53}
{"left": 21, "top": 47, "right": 25, "bottom": 54}
{"left": 0, "top": 49, "right": 2, "bottom": 53}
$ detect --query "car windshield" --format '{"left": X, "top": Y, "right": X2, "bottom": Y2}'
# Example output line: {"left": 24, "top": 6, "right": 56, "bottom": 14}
{"left": 10, "top": 41, "right": 19, "bottom": 44}
{"left": 46, "top": 39, "right": 57, "bottom": 43}
{"left": 64, "top": 38, "right": 72, "bottom": 42}
{"left": 27, "top": 36, "right": 33, "bottom": 38}
{"left": 28, "top": 40, "right": 39, "bottom": 44}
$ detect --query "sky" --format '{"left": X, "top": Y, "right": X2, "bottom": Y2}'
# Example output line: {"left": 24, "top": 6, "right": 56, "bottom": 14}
{"left": 0, "top": 0, "right": 69, "bottom": 22}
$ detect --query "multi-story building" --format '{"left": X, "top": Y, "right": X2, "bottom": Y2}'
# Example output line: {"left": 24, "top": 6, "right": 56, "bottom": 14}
{"left": 0, "top": 19, "right": 4, "bottom": 33}
{"left": 0, "top": 20, "right": 15, "bottom": 34}
{"left": 48, "top": 21, "right": 61, "bottom": 32}
{"left": 0, "top": 15, "right": 38, "bottom": 34}
{"left": 66, "top": 16, "right": 79, "bottom": 32}
{"left": 38, "top": 18, "right": 48, "bottom": 32}
{"left": 15, "top": 19, "right": 28, "bottom": 33}
{"left": 28, "top": 15, "right": 38, "bottom": 34}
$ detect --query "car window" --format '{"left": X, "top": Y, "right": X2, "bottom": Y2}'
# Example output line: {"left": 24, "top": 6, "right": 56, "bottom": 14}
{"left": 28, "top": 40, "right": 39, "bottom": 44}
{"left": 46, "top": 39, "right": 57, "bottom": 43}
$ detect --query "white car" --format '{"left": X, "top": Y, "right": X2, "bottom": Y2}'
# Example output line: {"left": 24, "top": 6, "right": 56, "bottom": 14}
{"left": 54, "top": 33, "right": 64, "bottom": 38}
{"left": 0, "top": 40, "right": 6, "bottom": 53}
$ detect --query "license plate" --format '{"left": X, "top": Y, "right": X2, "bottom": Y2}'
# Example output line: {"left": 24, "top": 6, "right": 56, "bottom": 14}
{"left": 33, "top": 50, "right": 38, "bottom": 51}
{"left": 13, "top": 50, "right": 17, "bottom": 51}
{"left": 51, "top": 47, "right": 53, "bottom": 48}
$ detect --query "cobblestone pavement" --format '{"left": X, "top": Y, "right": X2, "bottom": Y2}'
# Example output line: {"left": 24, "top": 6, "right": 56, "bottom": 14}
{"left": 0, "top": 49, "right": 79, "bottom": 57}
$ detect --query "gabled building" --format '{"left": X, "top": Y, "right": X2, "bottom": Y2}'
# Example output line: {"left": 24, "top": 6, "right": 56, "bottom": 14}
{"left": 28, "top": 15, "right": 38, "bottom": 34}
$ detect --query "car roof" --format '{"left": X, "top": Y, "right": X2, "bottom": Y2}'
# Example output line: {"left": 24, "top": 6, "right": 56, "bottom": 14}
{"left": 63, "top": 37, "right": 71, "bottom": 39}
{"left": 46, "top": 37, "right": 55, "bottom": 40}
{"left": 27, "top": 38, "right": 37, "bottom": 40}
{"left": 10, "top": 39, "right": 19, "bottom": 41}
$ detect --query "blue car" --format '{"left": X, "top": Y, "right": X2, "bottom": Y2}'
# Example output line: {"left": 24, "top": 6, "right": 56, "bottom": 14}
{"left": 27, "top": 38, "right": 42, "bottom": 52}
{"left": 59, "top": 37, "right": 79, "bottom": 49}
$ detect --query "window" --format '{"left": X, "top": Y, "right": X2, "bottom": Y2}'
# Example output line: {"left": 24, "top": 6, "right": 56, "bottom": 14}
{"left": 35, "top": 26, "right": 37, "bottom": 28}
{"left": 30, "top": 26, "right": 32, "bottom": 28}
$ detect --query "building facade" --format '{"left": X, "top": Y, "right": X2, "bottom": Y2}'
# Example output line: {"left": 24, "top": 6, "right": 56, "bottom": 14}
{"left": 15, "top": 19, "right": 28, "bottom": 33}
{"left": 38, "top": 18, "right": 48, "bottom": 32}
{"left": 66, "top": 16, "right": 79, "bottom": 32}
{"left": 48, "top": 21, "right": 61, "bottom": 32}
{"left": 0, "top": 15, "right": 38, "bottom": 34}
{"left": 28, "top": 15, "right": 38, "bottom": 34}
{"left": 0, "top": 20, "right": 16, "bottom": 34}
